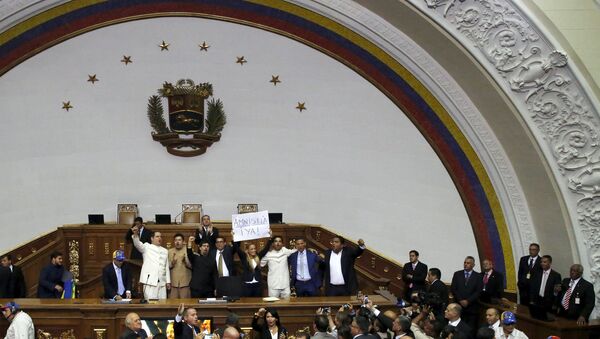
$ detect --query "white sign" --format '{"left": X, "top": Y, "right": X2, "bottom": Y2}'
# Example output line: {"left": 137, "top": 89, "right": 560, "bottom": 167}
{"left": 232, "top": 210, "right": 271, "bottom": 242}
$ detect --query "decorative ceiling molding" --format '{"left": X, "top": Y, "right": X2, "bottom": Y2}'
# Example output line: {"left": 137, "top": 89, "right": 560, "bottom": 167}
{"left": 0, "top": 0, "right": 66, "bottom": 32}
{"left": 290, "top": 0, "right": 536, "bottom": 256}
{"left": 410, "top": 0, "right": 600, "bottom": 316}
{"left": 0, "top": 0, "right": 536, "bottom": 274}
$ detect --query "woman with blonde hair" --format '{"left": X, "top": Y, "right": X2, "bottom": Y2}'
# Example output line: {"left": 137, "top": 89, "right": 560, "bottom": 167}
{"left": 232, "top": 231, "right": 272, "bottom": 297}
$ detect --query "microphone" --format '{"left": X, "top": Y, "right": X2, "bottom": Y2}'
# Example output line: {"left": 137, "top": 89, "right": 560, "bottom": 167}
{"left": 140, "top": 274, "right": 150, "bottom": 304}
{"left": 174, "top": 206, "right": 191, "bottom": 224}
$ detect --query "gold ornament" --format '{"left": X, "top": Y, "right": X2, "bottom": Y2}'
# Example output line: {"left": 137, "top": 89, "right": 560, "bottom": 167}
{"left": 295, "top": 102, "right": 306, "bottom": 112}
{"left": 121, "top": 55, "right": 132, "bottom": 65}
{"left": 236, "top": 56, "right": 247, "bottom": 65}
{"left": 87, "top": 74, "right": 98, "bottom": 84}
{"left": 199, "top": 41, "right": 210, "bottom": 51}
{"left": 62, "top": 101, "right": 73, "bottom": 111}
{"left": 159, "top": 40, "right": 170, "bottom": 51}
{"left": 270, "top": 75, "right": 281, "bottom": 86}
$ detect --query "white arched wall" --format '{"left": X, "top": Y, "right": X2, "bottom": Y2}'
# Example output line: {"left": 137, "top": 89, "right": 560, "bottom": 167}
{"left": 0, "top": 17, "right": 478, "bottom": 275}
{"left": 2, "top": 1, "right": 600, "bottom": 312}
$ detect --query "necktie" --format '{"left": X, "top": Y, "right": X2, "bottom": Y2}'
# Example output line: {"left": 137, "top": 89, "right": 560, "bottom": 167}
{"left": 562, "top": 281, "right": 573, "bottom": 310}
{"left": 529, "top": 257, "right": 534, "bottom": 268}
{"left": 116, "top": 267, "right": 125, "bottom": 296}
{"left": 464, "top": 271, "right": 470, "bottom": 285}
{"left": 299, "top": 251, "right": 305, "bottom": 280}
{"left": 483, "top": 272, "right": 489, "bottom": 285}
{"left": 539, "top": 271, "right": 548, "bottom": 297}
{"left": 217, "top": 251, "right": 224, "bottom": 277}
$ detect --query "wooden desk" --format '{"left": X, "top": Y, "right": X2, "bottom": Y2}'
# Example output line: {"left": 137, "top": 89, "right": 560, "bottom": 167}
{"left": 0, "top": 295, "right": 394, "bottom": 339}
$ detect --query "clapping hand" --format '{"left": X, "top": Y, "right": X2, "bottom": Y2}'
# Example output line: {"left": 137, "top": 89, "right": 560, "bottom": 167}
{"left": 357, "top": 238, "right": 365, "bottom": 246}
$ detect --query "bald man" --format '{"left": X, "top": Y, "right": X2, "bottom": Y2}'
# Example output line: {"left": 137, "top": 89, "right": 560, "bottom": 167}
{"left": 120, "top": 312, "right": 149, "bottom": 339}
{"left": 223, "top": 327, "right": 240, "bottom": 339}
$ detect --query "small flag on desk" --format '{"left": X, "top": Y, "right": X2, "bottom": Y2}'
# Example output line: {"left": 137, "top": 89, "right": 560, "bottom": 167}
{"left": 61, "top": 271, "right": 76, "bottom": 299}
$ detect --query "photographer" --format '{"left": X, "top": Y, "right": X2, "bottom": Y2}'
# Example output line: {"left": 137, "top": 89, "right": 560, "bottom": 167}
{"left": 316, "top": 305, "right": 353, "bottom": 338}
{"left": 409, "top": 305, "right": 443, "bottom": 339}
{"left": 364, "top": 300, "right": 414, "bottom": 339}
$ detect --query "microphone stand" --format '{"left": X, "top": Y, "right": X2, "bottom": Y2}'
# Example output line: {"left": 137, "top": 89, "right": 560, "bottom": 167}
{"left": 140, "top": 274, "right": 150, "bottom": 304}
{"left": 173, "top": 207, "right": 191, "bottom": 224}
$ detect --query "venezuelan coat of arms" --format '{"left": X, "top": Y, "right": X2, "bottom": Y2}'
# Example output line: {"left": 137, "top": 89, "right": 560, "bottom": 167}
{"left": 147, "top": 79, "right": 226, "bottom": 157}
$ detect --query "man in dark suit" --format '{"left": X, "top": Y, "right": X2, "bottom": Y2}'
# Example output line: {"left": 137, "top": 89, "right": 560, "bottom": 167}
{"left": 195, "top": 215, "right": 219, "bottom": 247}
{"left": 120, "top": 312, "right": 148, "bottom": 339}
{"left": 401, "top": 250, "right": 428, "bottom": 301}
{"left": 321, "top": 235, "right": 365, "bottom": 296}
{"left": 187, "top": 237, "right": 217, "bottom": 298}
{"left": 444, "top": 303, "right": 472, "bottom": 338}
{"left": 209, "top": 235, "right": 237, "bottom": 296}
{"left": 517, "top": 243, "right": 541, "bottom": 305}
{"left": 288, "top": 237, "right": 323, "bottom": 296}
{"left": 37, "top": 251, "right": 66, "bottom": 298}
{"left": 1, "top": 254, "right": 26, "bottom": 298}
{"left": 557, "top": 264, "right": 596, "bottom": 325}
{"left": 529, "top": 255, "right": 561, "bottom": 313}
{"left": 102, "top": 250, "right": 133, "bottom": 300}
{"left": 479, "top": 259, "right": 504, "bottom": 303}
{"left": 450, "top": 256, "right": 483, "bottom": 334}
{"left": 125, "top": 217, "right": 152, "bottom": 260}
{"left": 350, "top": 315, "right": 378, "bottom": 339}
{"left": 426, "top": 267, "right": 448, "bottom": 319}
{"left": 174, "top": 303, "right": 201, "bottom": 339}
{"left": 0, "top": 266, "right": 10, "bottom": 298}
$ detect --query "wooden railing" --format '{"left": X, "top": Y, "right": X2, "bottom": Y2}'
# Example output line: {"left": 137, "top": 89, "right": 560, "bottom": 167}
{"left": 6, "top": 222, "right": 401, "bottom": 299}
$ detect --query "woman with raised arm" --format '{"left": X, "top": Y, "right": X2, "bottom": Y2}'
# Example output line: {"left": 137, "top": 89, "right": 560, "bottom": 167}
{"left": 252, "top": 307, "right": 287, "bottom": 339}
{"left": 232, "top": 230, "right": 272, "bottom": 297}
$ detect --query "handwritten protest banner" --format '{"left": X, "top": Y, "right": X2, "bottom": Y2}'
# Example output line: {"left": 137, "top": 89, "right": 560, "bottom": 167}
{"left": 232, "top": 210, "right": 270, "bottom": 242}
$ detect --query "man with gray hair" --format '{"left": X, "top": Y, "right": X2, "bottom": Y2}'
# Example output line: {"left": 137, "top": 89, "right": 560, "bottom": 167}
{"left": 556, "top": 264, "right": 595, "bottom": 325}
{"left": 120, "top": 312, "right": 149, "bottom": 339}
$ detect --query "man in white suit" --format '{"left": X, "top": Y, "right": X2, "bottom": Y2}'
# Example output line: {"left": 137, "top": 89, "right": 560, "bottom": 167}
{"left": 132, "top": 226, "right": 170, "bottom": 299}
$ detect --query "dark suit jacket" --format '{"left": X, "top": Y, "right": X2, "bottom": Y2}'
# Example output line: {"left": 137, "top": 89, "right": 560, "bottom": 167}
{"left": 37, "top": 264, "right": 65, "bottom": 298}
{"left": 401, "top": 261, "right": 428, "bottom": 299}
{"left": 233, "top": 241, "right": 270, "bottom": 283}
{"left": 174, "top": 319, "right": 200, "bottom": 339}
{"left": 517, "top": 256, "right": 541, "bottom": 290}
{"left": 187, "top": 247, "right": 217, "bottom": 296}
{"left": 322, "top": 245, "right": 365, "bottom": 294}
{"left": 480, "top": 269, "right": 504, "bottom": 303}
{"left": 195, "top": 226, "right": 220, "bottom": 247}
{"left": 557, "top": 277, "right": 595, "bottom": 320}
{"left": 428, "top": 279, "right": 449, "bottom": 307}
{"left": 125, "top": 226, "right": 153, "bottom": 260}
{"left": 451, "top": 270, "right": 483, "bottom": 313}
{"left": 120, "top": 328, "right": 148, "bottom": 339}
{"left": 452, "top": 320, "right": 472, "bottom": 338}
{"left": 7, "top": 265, "right": 27, "bottom": 298}
{"left": 288, "top": 250, "right": 323, "bottom": 290}
{"left": 210, "top": 245, "right": 236, "bottom": 276}
{"left": 252, "top": 316, "right": 287, "bottom": 339}
{"left": 529, "top": 269, "right": 561, "bottom": 311}
{"left": 0, "top": 266, "right": 10, "bottom": 298}
{"left": 102, "top": 262, "right": 133, "bottom": 299}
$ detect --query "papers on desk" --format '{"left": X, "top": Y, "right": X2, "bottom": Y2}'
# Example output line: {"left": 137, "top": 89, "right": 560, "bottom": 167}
{"left": 199, "top": 298, "right": 227, "bottom": 304}
{"left": 262, "top": 297, "right": 279, "bottom": 302}
{"left": 101, "top": 299, "right": 131, "bottom": 304}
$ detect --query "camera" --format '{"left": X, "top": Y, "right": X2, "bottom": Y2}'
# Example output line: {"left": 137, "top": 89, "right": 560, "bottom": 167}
{"left": 322, "top": 307, "right": 331, "bottom": 314}
{"left": 343, "top": 303, "right": 352, "bottom": 310}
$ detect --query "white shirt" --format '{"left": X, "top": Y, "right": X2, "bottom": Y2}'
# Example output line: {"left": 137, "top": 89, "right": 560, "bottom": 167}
{"left": 215, "top": 249, "right": 230, "bottom": 277}
{"left": 562, "top": 277, "right": 581, "bottom": 305}
{"left": 296, "top": 250, "right": 311, "bottom": 281}
{"left": 490, "top": 320, "right": 500, "bottom": 331}
{"left": 133, "top": 236, "right": 170, "bottom": 286}
{"left": 4, "top": 311, "right": 35, "bottom": 339}
{"left": 410, "top": 322, "right": 434, "bottom": 339}
{"left": 448, "top": 318, "right": 461, "bottom": 327}
{"left": 494, "top": 327, "right": 529, "bottom": 339}
{"left": 539, "top": 269, "right": 550, "bottom": 297}
{"left": 260, "top": 247, "right": 297, "bottom": 289}
{"left": 329, "top": 250, "right": 345, "bottom": 285}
